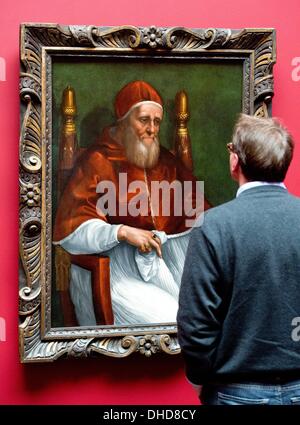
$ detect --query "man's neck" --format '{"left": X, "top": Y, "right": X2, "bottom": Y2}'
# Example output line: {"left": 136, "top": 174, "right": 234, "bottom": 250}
{"left": 237, "top": 173, "right": 249, "bottom": 187}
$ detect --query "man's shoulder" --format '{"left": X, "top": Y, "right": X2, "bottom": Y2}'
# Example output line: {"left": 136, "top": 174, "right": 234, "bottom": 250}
{"left": 281, "top": 191, "right": 300, "bottom": 215}
{"left": 202, "top": 189, "right": 300, "bottom": 228}
{"left": 79, "top": 144, "right": 112, "bottom": 166}
{"left": 204, "top": 198, "right": 238, "bottom": 222}
{"left": 203, "top": 189, "right": 300, "bottom": 216}
{"left": 159, "top": 146, "right": 176, "bottom": 162}
{"left": 86, "top": 146, "right": 109, "bottom": 160}
{"left": 190, "top": 199, "right": 237, "bottom": 238}
{"left": 70, "top": 145, "right": 115, "bottom": 179}
{"left": 284, "top": 191, "right": 300, "bottom": 205}
{"left": 80, "top": 127, "right": 122, "bottom": 164}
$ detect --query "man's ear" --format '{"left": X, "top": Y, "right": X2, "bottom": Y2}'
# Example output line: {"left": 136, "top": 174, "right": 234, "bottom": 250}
{"left": 230, "top": 153, "right": 240, "bottom": 180}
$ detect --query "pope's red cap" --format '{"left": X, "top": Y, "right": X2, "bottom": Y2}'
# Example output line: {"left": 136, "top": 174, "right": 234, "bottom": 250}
{"left": 114, "top": 80, "right": 163, "bottom": 120}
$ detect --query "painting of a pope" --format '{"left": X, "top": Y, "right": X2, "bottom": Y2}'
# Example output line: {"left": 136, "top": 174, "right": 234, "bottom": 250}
{"left": 53, "top": 80, "right": 209, "bottom": 326}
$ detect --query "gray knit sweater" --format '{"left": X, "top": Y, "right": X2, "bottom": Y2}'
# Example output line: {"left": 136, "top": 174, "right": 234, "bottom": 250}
{"left": 177, "top": 186, "right": 300, "bottom": 384}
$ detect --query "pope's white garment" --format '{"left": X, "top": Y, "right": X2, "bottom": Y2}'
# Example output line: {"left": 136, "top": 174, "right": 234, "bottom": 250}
{"left": 53, "top": 219, "right": 191, "bottom": 325}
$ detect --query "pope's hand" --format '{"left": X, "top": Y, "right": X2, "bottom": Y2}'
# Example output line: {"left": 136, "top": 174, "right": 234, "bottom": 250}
{"left": 117, "top": 225, "right": 162, "bottom": 258}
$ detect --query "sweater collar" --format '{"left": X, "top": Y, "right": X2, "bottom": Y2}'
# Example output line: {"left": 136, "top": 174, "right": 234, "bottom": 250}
{"left": 236, "top": 181, "right": 287, "bottom": 198}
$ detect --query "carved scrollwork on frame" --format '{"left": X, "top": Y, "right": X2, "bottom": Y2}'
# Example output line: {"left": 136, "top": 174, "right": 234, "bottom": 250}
{"left": 19, "top": 23, "right": 276, "bottom": 362}
{"left": 19, "top": 287, "right": 41, "bottom": 316}
{"left": 163, "top": 27, "right": 232, "bottom": 50}
{"left": 89, "top": 334, "right": 180, "bottom": 357}
{"left": 19, "top": 97, "right": 41, "bottom": 173}
{"left": 19, "top": 211, "right": 41, "bottom": 291}
{"left": 19, "top": 328, "right": 180, "bottom": 362}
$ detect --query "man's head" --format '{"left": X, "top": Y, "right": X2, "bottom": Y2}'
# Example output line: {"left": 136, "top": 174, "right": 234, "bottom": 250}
{"left": 229, "top": 113, "right": 294, "bottom": 183}
{"left": 114, "top": 81, "right": 163, "bottom": 169}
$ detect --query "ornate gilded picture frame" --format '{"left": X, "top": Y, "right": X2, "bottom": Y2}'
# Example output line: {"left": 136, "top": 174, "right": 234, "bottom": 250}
{"left": 19, "top": 24, "right": 275, "bottom": 362}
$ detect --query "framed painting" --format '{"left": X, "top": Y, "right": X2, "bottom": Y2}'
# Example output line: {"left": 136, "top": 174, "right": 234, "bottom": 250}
{"left": 19, "top": 24, "right": 275, "bottom": 361}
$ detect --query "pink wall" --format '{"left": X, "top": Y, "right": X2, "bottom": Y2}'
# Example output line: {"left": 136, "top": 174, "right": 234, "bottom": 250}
{"left": 0, "top": 0, "right": 299, "bottom": 405}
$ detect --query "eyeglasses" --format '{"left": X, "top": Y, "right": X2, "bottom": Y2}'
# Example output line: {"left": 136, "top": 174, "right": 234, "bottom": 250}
{"left": 226, "top": 142, "right": 235, "bottom": 153}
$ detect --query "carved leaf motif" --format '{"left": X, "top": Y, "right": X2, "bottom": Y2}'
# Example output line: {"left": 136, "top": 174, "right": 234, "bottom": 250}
{"left": 165, "top": 27, "right": 231, "bottom": 50}
{"left": 69, "top": 26, "right": 99, "bottom": 46}
{"left": 90, "top": 335, "right": 138, "bottom": 357}
{"left": 68, "top": 338, "right": 95, "bottom": 358}
{"left": 19, "top": 217, "right": 41, "bottom": 289}
{"left": 19, "top": 98, "right": 41, "bottom": 173}
{"left": 70, "top": 25, "right": 142, "bottom": 49}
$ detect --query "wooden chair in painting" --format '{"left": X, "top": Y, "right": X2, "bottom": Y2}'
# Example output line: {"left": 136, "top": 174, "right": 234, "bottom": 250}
{"left": 55, "top": 85, "right": 194, "bottom": 327}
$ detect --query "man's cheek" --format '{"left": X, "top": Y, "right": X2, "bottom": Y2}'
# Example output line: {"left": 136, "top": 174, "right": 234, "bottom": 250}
{"left": 138, "top": 128, "right": 148, "bottom": 137}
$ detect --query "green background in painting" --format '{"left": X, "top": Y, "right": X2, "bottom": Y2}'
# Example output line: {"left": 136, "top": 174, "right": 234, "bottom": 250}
{"left": 52, "top": 57, "right": 243, "bottom": 207}
{"left": 51, "top": 57, "right": 243, "bottom": 327}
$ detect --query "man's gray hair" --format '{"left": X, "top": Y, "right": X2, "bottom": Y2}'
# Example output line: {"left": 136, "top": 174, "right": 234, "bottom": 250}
{"left": 232, "top": 113, "right": 294, "bottom": 182}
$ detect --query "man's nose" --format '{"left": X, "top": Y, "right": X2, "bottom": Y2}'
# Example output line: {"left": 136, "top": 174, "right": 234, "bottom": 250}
{"left": 146, "top": 121, "right": 155, "bottom": 134}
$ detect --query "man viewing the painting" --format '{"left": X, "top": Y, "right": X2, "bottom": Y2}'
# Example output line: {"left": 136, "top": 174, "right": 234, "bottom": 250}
{"left": 53, "top": 80, "right": 210, "bottom": 326}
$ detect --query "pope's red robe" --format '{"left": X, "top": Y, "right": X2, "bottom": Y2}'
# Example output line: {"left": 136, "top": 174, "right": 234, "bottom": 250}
{"left": 53, "top": 127, "right": 209, "bottom": 242}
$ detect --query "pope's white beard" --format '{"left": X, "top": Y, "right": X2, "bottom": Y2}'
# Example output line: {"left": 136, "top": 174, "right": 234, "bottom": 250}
{"left": 123, "top": 125, "right": 160, "bottom": 169}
